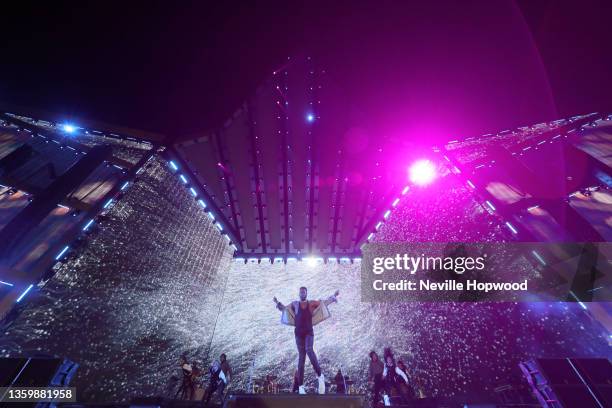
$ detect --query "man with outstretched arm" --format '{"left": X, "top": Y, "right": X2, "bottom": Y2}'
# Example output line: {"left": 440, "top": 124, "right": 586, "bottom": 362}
{"left": 273, "top": 287, "right": 340, "bottom": 395}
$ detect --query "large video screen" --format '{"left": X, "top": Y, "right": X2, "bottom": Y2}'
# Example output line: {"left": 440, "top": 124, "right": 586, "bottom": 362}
{"left": 206, "top": 261, "right": 611, "bottom": 397}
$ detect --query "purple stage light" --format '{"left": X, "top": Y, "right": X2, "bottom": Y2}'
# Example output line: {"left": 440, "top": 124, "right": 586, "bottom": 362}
{"left": 306, "top": 113, "right": 315, "bottom": 123}
{"left": 409, "top": 159, "right": 436, "bottom": 186}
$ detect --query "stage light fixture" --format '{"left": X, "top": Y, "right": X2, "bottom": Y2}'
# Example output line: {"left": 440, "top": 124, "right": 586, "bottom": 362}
{"left": 306, "top": 113, "right": 315, "bottom": 123}
{"left": 16, "top": 284, "right": 34, "bottom": 302}
{"left": 62, "top": 124, "right": 76, "bottom": 134}
{"left": 409, "top": 159, "right": 436, "bottom": 186}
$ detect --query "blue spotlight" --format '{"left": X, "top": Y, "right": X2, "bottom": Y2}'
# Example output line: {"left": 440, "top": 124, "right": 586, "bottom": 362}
{"left": 306, "top": 113, "right": 315, "bottom": 123}
{"left": 62, "top": 124, "right": 76, "bottom": 134}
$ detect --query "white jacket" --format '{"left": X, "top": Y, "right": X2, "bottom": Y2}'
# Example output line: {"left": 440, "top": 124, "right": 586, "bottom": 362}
{"left": 279, "top": 297, "right": 335, "bottom": 327}
{"left": 383, "top": 365, "right": 408, "bottom": 384}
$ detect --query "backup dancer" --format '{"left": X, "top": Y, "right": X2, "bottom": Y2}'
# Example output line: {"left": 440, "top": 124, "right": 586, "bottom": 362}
{"left": 368, "top": 351, "right": 384, "bottom": 406}
{"left": 273, "top": 286, "right": 340, "bottom": 394}
{"left": 381, "top": 348, "right": 410, "bottom": 406}
{"left": 203, "top": 357, "right": 228, "bottom": 406}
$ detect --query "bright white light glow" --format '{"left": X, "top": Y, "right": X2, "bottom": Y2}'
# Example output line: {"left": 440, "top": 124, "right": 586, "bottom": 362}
{"left": 408, "top": 159, "right": 436, "bottom": 186}
{"left": 62, "top": 124, "right": 76, "bottom": 133}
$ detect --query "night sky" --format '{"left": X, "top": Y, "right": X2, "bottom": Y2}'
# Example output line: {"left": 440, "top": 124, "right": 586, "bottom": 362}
{"left": 1, "top": 1, "right": 611, "bottom": 142}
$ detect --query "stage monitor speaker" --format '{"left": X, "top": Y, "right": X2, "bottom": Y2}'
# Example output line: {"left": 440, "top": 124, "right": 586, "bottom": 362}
{"left": 224, "top": 394, "right": 365, "bottom": 408}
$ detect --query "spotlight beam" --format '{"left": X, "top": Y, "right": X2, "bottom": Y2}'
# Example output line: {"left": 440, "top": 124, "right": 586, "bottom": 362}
{"left": 409, "top": 159, "right": 437, "bottom": 186}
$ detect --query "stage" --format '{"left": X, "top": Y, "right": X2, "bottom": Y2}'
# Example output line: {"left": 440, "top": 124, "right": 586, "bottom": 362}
{"left": 129, "top": 394, "right": 366, "bottom": 408}
{"left": 126, "top": 393, "right": 526, "bottom": 408}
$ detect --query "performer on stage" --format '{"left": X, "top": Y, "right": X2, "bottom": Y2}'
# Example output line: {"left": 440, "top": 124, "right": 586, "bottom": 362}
{"left": 381, "top": 348, "right": 410, "bottom": 406}
{"left": 220, "top": 353, "right": 232, "bottom": 385}
{"left": 368, "top": 351, "right": 384, "bottom": 407}
{"left": 335, "top": 369, "right": 346, "bottom": 394}
{"left": 291, "top": 369, "right": 299, "bottom": 393}
{"left": 203, "top": 355, "right": 229, "bottom": 406}
{"left": 176, "top": 355, "right": 196, "bottom": 400}
{"left": 273, "top": 286, "right": 340, "bottom": 395}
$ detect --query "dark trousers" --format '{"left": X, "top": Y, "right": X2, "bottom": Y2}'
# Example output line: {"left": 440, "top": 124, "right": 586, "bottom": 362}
{"left": 295, "top": 334, "right": 321, "bottom": 386}
{"left": 176, "top": 375, "right": 195, "bottom": 400}
{"left": 203, "top": 380, "right": 225, "bottom": 406}
{"left": 371, "top": 374, "right": 384, "bottom": 407}
{"left": 384, "top": 381, "right": 410, "bottom": 405}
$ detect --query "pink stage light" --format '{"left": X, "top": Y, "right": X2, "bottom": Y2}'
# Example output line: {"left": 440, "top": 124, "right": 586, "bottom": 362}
{"left": 409, "top": 159, "right": 436, "bottom": 186}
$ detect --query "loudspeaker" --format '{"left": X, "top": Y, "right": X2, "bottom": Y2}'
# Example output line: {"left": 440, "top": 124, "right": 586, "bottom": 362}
{"left": 224, "top": 394, "right": 365, "bottom": 408}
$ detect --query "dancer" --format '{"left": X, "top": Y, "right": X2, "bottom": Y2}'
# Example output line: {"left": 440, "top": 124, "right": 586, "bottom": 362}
{"left": 203, "top": 356, "right": 228, "bottom": 406}
{"left": 335, "top": 369, "right": 346, "bottom": 394}
{"left": 220, "top": 353, "right": 232, "bottom": 385}
{"left": 381, "top": 348, "right": 410, "bottom": 406}
{"left": 368, "top": 351, "right": 384, "bottom": 407}
{"left": 397, "top": 360, "right": 415, "bottom": 399}
{"left": 176, "top": 355, "right": 196, "bottom": 400}
{"left": 273, "top": 287, "right": 339, "bottom": 394}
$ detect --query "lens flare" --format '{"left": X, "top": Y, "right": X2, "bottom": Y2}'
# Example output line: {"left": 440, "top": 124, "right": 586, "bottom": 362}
{"left": 409, "top": 159, "right": 436, "bottom": 186}
{"left": 62, "top": 124, "right": 76, "bottom": 133}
